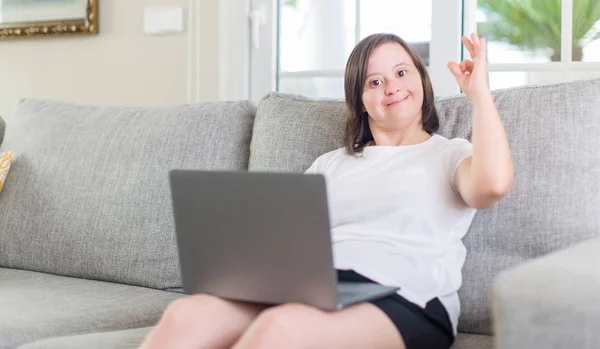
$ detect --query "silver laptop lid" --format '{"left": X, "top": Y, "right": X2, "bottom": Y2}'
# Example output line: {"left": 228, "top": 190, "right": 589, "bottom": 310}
{"left": 169, "top": 169, "right": 338, "bottom": 309}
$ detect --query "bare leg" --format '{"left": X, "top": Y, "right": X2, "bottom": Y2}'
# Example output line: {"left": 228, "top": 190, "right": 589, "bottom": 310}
{"left": 232, "top": 303, "right": 406, "bottom": 349}
{"left": 139, "top": 294, "right": 268, "bottom": 349}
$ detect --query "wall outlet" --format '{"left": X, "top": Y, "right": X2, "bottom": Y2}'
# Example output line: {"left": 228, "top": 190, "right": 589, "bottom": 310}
{"left": 144, "top": 6, "right": 184, "bottom": 35}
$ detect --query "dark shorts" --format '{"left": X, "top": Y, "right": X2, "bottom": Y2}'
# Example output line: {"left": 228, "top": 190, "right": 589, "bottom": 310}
{"left": 337, "top": 269, "right": 454, "bottom": 349}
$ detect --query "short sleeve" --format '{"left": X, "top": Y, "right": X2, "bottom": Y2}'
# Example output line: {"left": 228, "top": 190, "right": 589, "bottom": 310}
{"left": 304, "top": 148, "right": 341, "bottom": 174}
{"left": 304, "top": 158, "right": 321, "bottom": 174}
{"left": 448, "top": 138, "right": 473, "bottom": 190}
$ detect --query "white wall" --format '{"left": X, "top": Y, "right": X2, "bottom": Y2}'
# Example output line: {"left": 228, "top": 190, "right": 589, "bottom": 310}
{"left": 0, "top": 0, "right": 238, "bottom": 123}
{"left": 218, "top": 0, "right": 250, "bottom": 104}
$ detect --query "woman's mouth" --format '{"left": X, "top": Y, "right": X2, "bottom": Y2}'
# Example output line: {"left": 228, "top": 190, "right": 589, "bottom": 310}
{"left": 386, "top": 95, "right": 409, "bottom": 107}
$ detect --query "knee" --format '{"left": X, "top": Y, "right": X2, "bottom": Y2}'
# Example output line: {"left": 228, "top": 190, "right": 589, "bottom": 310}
{"left": 245, "top": 304, "right": 317, "bottom": 348}
{"left": 160, "top": 293, "right": 224, "bottom": 329}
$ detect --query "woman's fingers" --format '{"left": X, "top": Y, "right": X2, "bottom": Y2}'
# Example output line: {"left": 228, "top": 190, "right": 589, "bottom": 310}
{"left": 462, "top": 36, "right": 476, "bottom": 59}
{"left": 447, "top": 61, "right": 467, "bottom": 87}
{"left": 479, "top": 37, "right": 487, "bottom": 62}
{"left": 463, "top": 33, "right": 488, "bottom": 67}
{"left": 460, "top": 59, "right": 474, "bottom": 73}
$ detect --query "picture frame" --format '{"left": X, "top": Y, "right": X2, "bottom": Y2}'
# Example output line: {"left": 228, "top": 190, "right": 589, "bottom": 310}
{"left": 0, "top": 0, "right": 97, "bottom": 39}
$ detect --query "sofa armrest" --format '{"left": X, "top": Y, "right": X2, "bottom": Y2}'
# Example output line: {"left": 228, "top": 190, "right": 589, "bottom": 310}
{"left": 492, "top": 237, "right": 600, "bottom": 349}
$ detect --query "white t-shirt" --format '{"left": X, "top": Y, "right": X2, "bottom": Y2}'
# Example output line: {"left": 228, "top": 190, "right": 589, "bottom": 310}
{"left": 305, "top": 134, "right": 477, "bottom": 334}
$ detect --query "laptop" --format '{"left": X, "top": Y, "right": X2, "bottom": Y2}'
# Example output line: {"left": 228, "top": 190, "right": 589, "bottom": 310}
{"left": 169, "top": 169, "right": 399, "bottom": 310}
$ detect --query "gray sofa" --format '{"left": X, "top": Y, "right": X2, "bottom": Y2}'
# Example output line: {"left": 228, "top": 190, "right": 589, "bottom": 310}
{"left": 0, "top": 78, "right": 599, "bottom": 349}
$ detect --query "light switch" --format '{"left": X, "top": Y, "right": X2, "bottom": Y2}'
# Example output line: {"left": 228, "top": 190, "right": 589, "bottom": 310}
{"left": 144, "top": 5, "right": 184, "bottom": 35}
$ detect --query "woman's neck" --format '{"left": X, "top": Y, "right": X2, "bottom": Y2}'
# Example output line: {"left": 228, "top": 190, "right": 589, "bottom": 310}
{"left": 370, "top": 129, "right": 431, "bottom": 147}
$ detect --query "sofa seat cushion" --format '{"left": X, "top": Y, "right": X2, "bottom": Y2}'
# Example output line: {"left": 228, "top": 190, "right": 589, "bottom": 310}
{"left": 17, "top": 327, "right": 152, "bottom": 349}
{"left": 0, "top": 99, "right": 255, "bottom": 289}
{"left": 0, "top": 268, "right": 180, "bottom": 349}
{"left": 16, "top": 327, "right": 493, "bottom": 349}
{"left": 452, "top": 333, "right": 494, "bottom": 349}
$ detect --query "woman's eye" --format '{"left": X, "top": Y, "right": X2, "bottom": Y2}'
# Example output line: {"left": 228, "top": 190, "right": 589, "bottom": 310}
{"left": 369, "top": 80, "right": 381, "bottom": 87}
{"left": 398, "top": 70, "right": 406, "bottom": 77}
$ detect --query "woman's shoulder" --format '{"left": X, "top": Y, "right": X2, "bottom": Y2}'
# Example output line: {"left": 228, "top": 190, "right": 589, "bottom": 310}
{"left": 431, "top": 135, "right": 473, "bottom": 175}
{"left": 433, "top": 134, "right": 471, "bottom": 144}
{"left": 432, "top": 134, "right": 472, "bottom": 152}
{"left": 305, "top": 147, "right": 347, "bottom": 174}
{"left": 320, "top": 147, "right": 347, "bottom": 159}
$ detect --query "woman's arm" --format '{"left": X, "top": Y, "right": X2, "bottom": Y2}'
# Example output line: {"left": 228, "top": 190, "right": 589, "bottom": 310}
{"left": 448, "top": 33, "right": 514, "bottom": 209}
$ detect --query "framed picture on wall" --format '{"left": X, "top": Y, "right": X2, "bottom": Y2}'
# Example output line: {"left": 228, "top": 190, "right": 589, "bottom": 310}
{"left": 0, "top": 0, "right": 97, "bottom": 39}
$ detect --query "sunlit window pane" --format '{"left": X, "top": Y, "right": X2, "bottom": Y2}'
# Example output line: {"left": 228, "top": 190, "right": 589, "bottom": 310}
{"left": 477, "top": 0, "right": 562, "bottom": 63}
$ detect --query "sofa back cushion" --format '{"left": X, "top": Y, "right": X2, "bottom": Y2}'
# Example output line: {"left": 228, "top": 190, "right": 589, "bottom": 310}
{"left": 0, "top": 99, "right": 255, "bottom": 289}
{"left": 250, "top": 79, "right": 600, "bottom": 335}
{"left": 249, "top": 93, "right": 347, "bottom": 172}
{"left": 436, "top": 78, "right": 600, "bottom": 334}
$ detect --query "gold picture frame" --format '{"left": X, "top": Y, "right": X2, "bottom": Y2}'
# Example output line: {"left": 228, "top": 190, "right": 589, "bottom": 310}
{"left": 0, "top": 0, "right": 97, "bottom": 39}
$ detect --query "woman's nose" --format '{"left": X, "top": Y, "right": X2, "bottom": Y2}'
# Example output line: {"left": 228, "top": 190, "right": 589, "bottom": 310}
{"left": 385, "top": 81, "right": 402, "bottom": 95}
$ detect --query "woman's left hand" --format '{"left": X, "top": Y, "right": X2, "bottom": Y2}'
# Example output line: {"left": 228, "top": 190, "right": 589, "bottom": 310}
{"left": 448, "top": 33, "right": 490, "bottom": 99}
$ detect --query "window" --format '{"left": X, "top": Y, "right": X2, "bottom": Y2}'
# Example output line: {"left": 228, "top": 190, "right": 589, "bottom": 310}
{"left": 468, "top": 0, "right": 600, "bottom": 90}
{"left": 248, "top": 0, "right": 599, "bottom": 100}
{"left": 249, "top": 0, "right": 463, "bottom": 101}
{"left": 277, "top": 0, "right": 435, "bottom": 100}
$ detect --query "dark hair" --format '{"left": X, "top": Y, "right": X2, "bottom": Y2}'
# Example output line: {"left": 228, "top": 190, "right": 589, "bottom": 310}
{"left": 343, "top": 33, "right": 439, "bottom": 155}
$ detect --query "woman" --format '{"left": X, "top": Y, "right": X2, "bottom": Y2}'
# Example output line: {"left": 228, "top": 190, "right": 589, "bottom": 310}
{"left": 140, "top": 32, "right": 514, "bottom": 349}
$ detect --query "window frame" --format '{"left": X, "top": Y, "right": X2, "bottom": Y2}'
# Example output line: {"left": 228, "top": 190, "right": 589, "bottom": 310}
{"left": 247, "top": 0, "right": 600, "bottom": 102}
{"left": 464, "top": 0, "right": 600, "bottom": 84}
{"left": 249, "top": 0, "right": 464, "bottom": 101}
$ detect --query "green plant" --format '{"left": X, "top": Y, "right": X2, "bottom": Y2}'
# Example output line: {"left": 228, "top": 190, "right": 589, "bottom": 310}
{"left": 283, "top": 0, "right": 297, "bottom": 7}
{"left": 478, "top": 0, "right": 600, "bottom": 61}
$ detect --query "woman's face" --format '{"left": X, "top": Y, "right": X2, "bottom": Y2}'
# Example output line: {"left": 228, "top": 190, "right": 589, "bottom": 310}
{"left": 361, "top": 42, "right": 424, "bottom": 131}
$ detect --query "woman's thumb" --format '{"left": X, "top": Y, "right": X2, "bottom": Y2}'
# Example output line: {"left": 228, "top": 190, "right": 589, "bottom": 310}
{"left": 447, "top": 62, "right": 462, "bottom": 78}
{"left": 447, "top": 62, "right": 466, "bottom": 86}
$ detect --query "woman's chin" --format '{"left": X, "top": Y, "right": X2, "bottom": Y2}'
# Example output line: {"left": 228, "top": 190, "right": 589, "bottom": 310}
{"left": 369, "top": 111, "right": 420, "bottom": 124}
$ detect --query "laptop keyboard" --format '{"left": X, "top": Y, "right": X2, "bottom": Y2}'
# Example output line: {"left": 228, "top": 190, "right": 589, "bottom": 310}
{"left": 337, "top": 288, "right": 365, "bottom": 299}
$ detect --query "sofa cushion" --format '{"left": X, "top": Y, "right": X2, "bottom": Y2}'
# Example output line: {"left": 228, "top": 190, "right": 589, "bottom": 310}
{"left": 436, "top": 78, "right": 600, "bottom": 334}
{"left": 451, "top": 333, "right": 494, "bottom": 349}
{"left": 0, "top": 99, "right": 255, "bottom": 289}
{"left": 0, "top": 268, "right": 181, "bottom": 349}
{"left": 0, "top": 151, "right": 14, "bottom": 193}
{"left": 17, "top": 327, "right": 152, "bottom": 349}
{"left": 16, "top": 328, "right": 494, "bottom": 349}
{"left": 249, "top": 93, "right": 346, "bottom": 172}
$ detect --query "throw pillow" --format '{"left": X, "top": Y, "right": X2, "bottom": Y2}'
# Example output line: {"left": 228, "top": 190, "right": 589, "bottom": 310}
{"left": 0, "top": 151, "right": 15, "bottom": 193}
